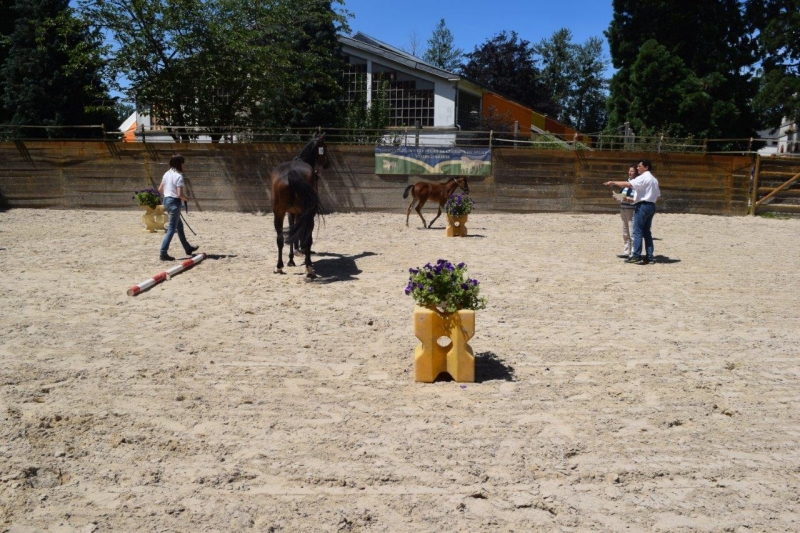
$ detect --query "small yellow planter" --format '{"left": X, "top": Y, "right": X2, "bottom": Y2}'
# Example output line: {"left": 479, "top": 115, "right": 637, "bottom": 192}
{"left": 414, "top": 305, "right": 475, "bottom": 382}
{"left": 446, "top": 214, "right": 468, "bottom": 237}
{"left": 140, "top": 205, "right": 168, "bottom": 233}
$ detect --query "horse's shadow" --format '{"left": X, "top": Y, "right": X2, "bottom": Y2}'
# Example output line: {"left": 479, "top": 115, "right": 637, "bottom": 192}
{"left": 310, "top": 251, "right": 377, "bottom": 283}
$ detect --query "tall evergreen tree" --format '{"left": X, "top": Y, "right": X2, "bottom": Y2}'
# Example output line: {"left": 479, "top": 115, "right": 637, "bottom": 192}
{"left": 461, "top": 31, "right": 557, "bottom": 117}
{"left": 606, "top": 0, "right": 757, "bottom": 138}
{"left": 422, "top": 19, "right": 463, "bottom": 72}
{"left": 0, "top": 0, "right": 19, "bottom": 124}
{"left": 0, "top": 0, "right": 116, "bottom": 135}
{"left": 747, "top": 0, "right": 800, "bottom": 127}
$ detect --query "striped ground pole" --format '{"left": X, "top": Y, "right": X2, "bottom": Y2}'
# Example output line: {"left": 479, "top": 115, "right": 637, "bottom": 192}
{"left": 127, "top": 253, "right": 207, "bottom": 296}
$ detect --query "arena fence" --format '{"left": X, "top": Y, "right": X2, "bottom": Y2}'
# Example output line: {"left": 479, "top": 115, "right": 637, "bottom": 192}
{"left": 750, "top": 154, "right": 800, "bottom": 216}
{"left": 0, "top": 140, "right": 774, "bottom": 216}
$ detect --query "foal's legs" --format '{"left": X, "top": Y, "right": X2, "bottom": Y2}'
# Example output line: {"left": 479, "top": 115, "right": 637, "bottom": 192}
{"left": 413, "top": 198, "right": 428, "bottom": 228}
{"left": 427, "top": 202, "right": 444, "bottom": 228}
{"left": 274, "top": 212, "right": 286, "bottom": 274}
{"left": 302, "top": 233, "right": 316, "bottom": 280}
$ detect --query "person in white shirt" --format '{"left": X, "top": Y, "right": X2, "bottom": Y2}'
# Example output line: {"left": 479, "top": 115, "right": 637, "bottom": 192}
{"left": 157, "top": 154, "right": 198, "bottom": 261}
{"left": 604, "top": 159, "right": 661, "bottom": 264}
{"left": 615, "top": 164, "right": 637, "bottom": 259}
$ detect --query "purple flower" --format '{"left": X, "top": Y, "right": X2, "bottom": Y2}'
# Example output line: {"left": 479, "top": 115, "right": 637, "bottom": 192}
{"left": 461, "top": 283, "right": 469, "bottom": 290}
{"left": 428, "top": 286, "right": 434, "bottom": 292}
{"left": 409, "top": 268, "right": 419, "bottom": 274}
{"left": 426, "top": 272, "right": 433, "bottom": 279}
{"left": 457, "top": 262, "right": 465, "bottom": 268}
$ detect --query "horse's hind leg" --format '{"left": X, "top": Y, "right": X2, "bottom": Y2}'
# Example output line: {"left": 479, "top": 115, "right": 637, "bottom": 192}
{"left": 406, "top": 198, "right": 417, "bottom": 227}
{"left": 273, "top": 213, "right": 286, "bottom": 274}
{"left": 303, "top": 233, "right": 316, "bottom": 280}
{"left": 287, "top": 213, "right": 296, "bottom": 267}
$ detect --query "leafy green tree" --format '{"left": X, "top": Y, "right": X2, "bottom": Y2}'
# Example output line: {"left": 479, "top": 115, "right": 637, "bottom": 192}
{"left": 0, "top": 1, "right": 19, "bottom": 124}
{"left": 568, "top": 37, "right": 608, "bottom": 132}
{"left": 535, "top": 29, "right": 575, "bottom": 123}
{"left": 606, "top": 0, "right": 757, "bottom": 138}
{"left": 422, "top": 19, "right": 463, "bottom": 72}
{"left": 0, "top": 0, "right": 117, "bottom": 136}
{"left": 461, "top": 31, "right": 557, "bottom": 117}
{"left": 79, "top": 0, "right": 349, "bottom": 132}
{"left": 747, "top": 0, "right": 800, "bottom": 126}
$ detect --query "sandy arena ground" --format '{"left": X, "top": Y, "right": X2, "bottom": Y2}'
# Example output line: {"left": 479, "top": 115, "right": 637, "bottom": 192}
{"left": 1, "top": 208, "right": 799, "bottom": 532}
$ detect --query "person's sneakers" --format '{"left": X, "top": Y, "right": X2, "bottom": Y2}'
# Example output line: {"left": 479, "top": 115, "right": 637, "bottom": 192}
{"left": 626, "top": 256, "right": 645, "bottom": 264}
{"left": 160, "top": 253, "right": 175, "bottom": 261}
{"left": 647, "top": 256, "right": 656, "bottom": 264}
{"left": 186, "top": 245, "right": 199, "bottom": 255}
{"left": 617, "top": 254, "right": 630, "bottom": 259}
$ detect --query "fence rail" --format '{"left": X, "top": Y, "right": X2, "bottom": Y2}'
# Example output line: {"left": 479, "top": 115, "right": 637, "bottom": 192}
{"left": 0, "top": 123, "right": 797, "bottom": 156}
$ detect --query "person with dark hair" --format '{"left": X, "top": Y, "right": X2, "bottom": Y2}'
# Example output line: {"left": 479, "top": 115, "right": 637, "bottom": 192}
{"left": 604, "top": 158, "right": 660, "bottom": 264}
{"left": 157, "top": 153, "right": 198, "bottom": 261}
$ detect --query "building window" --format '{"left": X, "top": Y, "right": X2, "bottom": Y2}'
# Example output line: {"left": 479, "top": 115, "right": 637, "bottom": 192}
{"left": 344, "top": 60, "right": 435, "bottom": 127}
{"left": 457, "top": 91, "right": 482, "bottom": 130}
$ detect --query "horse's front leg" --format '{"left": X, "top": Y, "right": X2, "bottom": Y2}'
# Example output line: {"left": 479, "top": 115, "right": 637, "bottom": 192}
{"left": 415, "top": 199, "right": 427, "bottom": 228}
{"left": 303, "top": 235, "right": 316, "bottom": 280}
{"left": 287, "top": 213, "right": 296, "bottom": 267}
{"left": 428, "top": 204, "right": 443, "bottom": 228}
{"left": 274, "top": 213, "right": 286, "bottom": 274}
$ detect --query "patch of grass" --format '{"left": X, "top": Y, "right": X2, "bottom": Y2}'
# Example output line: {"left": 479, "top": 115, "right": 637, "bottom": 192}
{"left": 757, "top": 212, "right": 793, "bottom": 219}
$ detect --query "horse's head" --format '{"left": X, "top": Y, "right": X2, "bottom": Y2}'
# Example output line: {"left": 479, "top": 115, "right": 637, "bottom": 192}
{"left": 315, "top": 133, "right": 330, "bottom": 170}
{"left": 453, "top": 176, "right": 469, "bottom": 195}
{"left": 298, "top": 132, "right": 330, "bottom": 170}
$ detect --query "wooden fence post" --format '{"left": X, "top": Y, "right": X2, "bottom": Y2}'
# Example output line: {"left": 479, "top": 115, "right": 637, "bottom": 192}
{"left": 750, "top": 154, "right": 761, "bottom": 216}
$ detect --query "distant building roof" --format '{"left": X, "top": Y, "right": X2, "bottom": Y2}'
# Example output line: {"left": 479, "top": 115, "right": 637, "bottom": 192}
{"left": 340, "top": 32, "right": 461, "bottom": 82}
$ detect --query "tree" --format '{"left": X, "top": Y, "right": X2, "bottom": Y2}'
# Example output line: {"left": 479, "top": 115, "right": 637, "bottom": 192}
{"left": 461, "top": 31, "right": 557, "bottom": 117}
{"left": 422, "top": 19, "right": 462, "bottom": 72}
{"left": 0, "top": 0, "right": 117, "bottom": 135}
{"left": 79, "top": 0, "right": 349, "bottom": 132}
{"left": 606, "top": 0, "right": 757, "bottom": 138}
{"left": 401, "top": 29, "right": 424, "bottom": 58}
{"left": 568, "top": 37, "right": 608, "bottom": 132}
{"left": 747, "top": 0, "right": 800, "bottom": 127}
{"left": 535, "top": 29, "right": 575, "bottom": 123}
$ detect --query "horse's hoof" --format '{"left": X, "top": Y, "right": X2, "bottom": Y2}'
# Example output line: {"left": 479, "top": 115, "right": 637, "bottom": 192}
{"left": 287, "top": 260, "right": 296, "bottom": 267}
{"left": 274, "top": 267, "right": 285, "bottom": 274}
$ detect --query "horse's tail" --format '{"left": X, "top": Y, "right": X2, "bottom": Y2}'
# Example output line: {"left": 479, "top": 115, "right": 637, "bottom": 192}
{"left": 286, "top": 172, "right": 322, "bottom": 247}
{"left": 402, "top": 184, "right": 414, "bottom": 199}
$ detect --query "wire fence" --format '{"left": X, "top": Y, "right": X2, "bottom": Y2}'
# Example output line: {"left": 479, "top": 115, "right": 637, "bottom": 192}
{"left": 1, "top": 123, "right": 797, "bottom": 156}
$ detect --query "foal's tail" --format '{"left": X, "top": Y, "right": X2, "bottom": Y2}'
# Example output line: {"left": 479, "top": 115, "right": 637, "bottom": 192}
{"left": 286, "top": 172, "right": 323, "bottom": 247}
{"left": 402, "top": 184, "right": 414, "bottom": 199}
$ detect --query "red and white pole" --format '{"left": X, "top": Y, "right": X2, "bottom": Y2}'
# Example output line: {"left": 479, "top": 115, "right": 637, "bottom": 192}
{"left": 127, "top": 253, "right": 206, "bottom": 296}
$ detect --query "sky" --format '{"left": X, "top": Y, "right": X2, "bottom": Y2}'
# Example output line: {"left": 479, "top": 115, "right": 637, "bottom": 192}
{"left": 339, "top": 0, "right": 615, "bottom": 69}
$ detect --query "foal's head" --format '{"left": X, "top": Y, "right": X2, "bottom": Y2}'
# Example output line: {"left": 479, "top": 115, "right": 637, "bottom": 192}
{"left": 453, "top": 176, "right": 469, "bottom": 194}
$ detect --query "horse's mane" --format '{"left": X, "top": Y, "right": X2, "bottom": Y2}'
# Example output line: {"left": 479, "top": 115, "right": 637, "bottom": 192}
{"left": 296, "top": 138, "right": 317, "bottom": 167}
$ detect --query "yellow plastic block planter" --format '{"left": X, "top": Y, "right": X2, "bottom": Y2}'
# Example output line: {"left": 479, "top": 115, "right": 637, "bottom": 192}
{"left": 414, "top": 306, "right": 475, "bottom": 382}
{"left": 140, "top": 205, "right": 168, "bottom": 233}
{"left": 446, "top": 214, "right": 468, "bottom": 237}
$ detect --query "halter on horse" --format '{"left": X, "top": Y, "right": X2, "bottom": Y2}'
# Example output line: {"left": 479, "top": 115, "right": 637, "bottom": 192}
{"left": 270, "top": 133, "right": 329, "bottom": 279}
{"left": 403, "top": 176, "right": 469, "bottom": 228}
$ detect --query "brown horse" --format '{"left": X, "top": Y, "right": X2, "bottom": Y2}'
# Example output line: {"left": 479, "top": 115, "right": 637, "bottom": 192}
{"left": 403, "top": 176, "right": 469, "bottom": 228}
{"left": 271, "top": 133, "right": 329, "bottom": 279}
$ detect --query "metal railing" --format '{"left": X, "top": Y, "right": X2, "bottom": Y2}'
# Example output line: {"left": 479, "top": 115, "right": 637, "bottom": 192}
{"left": 2, "top": 123, "right": 797, "bottom": 155}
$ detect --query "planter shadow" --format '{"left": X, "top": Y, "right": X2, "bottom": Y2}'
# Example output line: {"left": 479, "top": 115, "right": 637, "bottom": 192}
{"left": 475, "top": 351, "right": 515, "bottom": 382}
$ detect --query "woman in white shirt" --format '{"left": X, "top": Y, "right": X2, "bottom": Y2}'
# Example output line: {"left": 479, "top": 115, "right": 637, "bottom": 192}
{"left": 158, "top": 154, "right": 198, "bottom": 261}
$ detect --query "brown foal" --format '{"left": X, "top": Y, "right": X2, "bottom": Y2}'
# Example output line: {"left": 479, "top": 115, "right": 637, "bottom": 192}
{"left": 402, "top": 176, "right": 469, "bottom": 228}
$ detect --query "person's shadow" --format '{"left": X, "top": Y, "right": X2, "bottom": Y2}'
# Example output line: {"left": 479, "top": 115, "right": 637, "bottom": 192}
{"left": 311, "top": 251, "right": 377, "bottom": 283}
{"left": 651, "top": 255, "right": 680, "bottom": 264}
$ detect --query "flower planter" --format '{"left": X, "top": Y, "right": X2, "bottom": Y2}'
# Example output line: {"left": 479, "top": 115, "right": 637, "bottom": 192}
{"left": 414, "top": 305, "right": 475, "bottom": 382}
{"left": 446, "top": 214, "right": 468, "bottom": 237}
{"left": 140, "top": 205, "right": 168, "bottom": 233}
